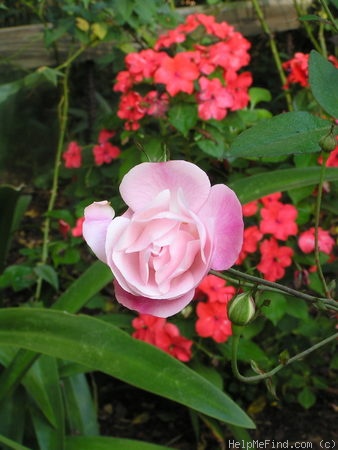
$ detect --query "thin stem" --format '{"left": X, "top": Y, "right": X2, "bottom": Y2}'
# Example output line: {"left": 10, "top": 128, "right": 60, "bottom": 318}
{"left": 35, "top": 63, "right": 71, "bottom": 300}
{"left": 250, "top": 0, "right": 293, "bottom": 111}
{"left": 293, "top": 0, "right": 322, "bottom": 53}
{"left": 210, "top": 269, "right": 338, "bottom": 311}
{"left": 314, "top": 152, "right": 331, "bottom": 298}
{"left": 231, "top": 329, "right": 338, "bottom": 383}
{"left": 318, "top": 0, "right": 338, "bottom": 32}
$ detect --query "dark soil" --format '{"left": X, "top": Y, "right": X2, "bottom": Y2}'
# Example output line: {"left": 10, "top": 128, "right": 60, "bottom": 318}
{"left": 96, "top": 376, "right": 338, "bottom": 450}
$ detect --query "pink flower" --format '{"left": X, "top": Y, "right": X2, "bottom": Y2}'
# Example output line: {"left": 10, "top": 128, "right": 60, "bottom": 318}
{"left": 257, "top": 238, "right": 294, "bottom": 281}
{"left": 195, "top": 300, "right": 232, "bottom": 343}
{"left": 197, "top": 76, "right": 233, "bottom": 120}
{"left": 62, "top": 141, "right": 82, "bottom": 168}
{"left": 259, "top": 201, "right": 298, "bottom": 241}
{"left": 83, "top": 161, "right": 243, "bottom": 317}
{"left": 298, "top": 227, "right": 335, "bottom": 255}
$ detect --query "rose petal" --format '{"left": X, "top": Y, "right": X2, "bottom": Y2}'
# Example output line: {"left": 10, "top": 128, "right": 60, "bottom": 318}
{"left": 119, "top": 160, "right": 211, "bottom": 212}
{"left": 83, "top": 201, "right": 115, "bottom": 262}
{"left": 114, "top": 280, "right": 195, "bottom": 318}
{"left": 199, "top": 184, "right": 243, "bottom": 270}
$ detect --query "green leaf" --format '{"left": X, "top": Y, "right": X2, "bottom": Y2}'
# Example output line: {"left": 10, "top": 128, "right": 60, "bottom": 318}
{"left": 0, "top": 308, "right": 255, "bottom": 429}
{"left": 168, "top": 103, "right": 197, "bottom": 137}
{"left": 285, "top": 297, "right": 308, "bottom": 320}
{"left": 249, "top": 87, "right": 271, "bottom": 108}
{"left": 0, "top": 432, "right": 31, "bottom": 450}
{"left": 229, "top": 167, "right": 338, "bottom": 204}
{"left": 0, "top": 386, "right": 26, "bottom": 446}
{"left": 34, "top": 264, "right": 59, "bottom": 291}
{"left": 259, "top": 292, "right": 288, "bottom": 326}
{"left": 66, "top": 435, "right": 174, "bottom": 450}
{"left": 53, "top": 260, "right": 113, "bottom": 313}
{"left": 0, "top": 80, "right": 23, "bottom": 104}
{"left": 297, "top": 387, "right": 316, "bottom": 409}
{"left": 309, "top": 50, "right": 338, "bottom": 118}
{"left": 30, "top": 356, "right": 65, "bottom": 450}
{"left": 62, "top": 373, "right": 99, "bottom": 436}
{"left": 230, "top": 111, "right": 331, "bottom": 158}
{"left": 0, "top": 185, "right": 31, "bottom": 272}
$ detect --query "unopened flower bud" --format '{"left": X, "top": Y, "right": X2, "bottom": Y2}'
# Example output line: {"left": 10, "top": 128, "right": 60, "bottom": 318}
{"left": 228, "top": 292, "right": 256, "bottom": 326}
{"left": 319, "top": 133, "right": 337, "bottom": 153}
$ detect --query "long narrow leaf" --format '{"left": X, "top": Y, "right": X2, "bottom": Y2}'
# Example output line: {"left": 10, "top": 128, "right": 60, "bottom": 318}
{"left": 0, "top": 308, "right": 255, "bottom": 429}
{"left": 230, "top": 167, "right": 338, "bottom": 204}
{"left": 66, "top": 435, "right": 174, "bottom": 450}
{"left": 0, "top": 261, "right": 113, "bottom": 402}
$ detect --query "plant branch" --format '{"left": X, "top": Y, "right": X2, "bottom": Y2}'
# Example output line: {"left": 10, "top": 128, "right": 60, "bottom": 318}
{"left": 35, "top": 62, "right": 71, "bottom": 300}
{"left": 210, "top": 269, "right": 338, "bottom": 311}
{"left": 314, "top": 152, "right": 332, "bottom": 298}
{"left": 318, "top": 0, "right": 338, "bottom": 32}
{"left": 231, "top": 328, "right": 338, "bottom": 383}
{"left": 250, "top": 0, "right": 293, "bottom": 111}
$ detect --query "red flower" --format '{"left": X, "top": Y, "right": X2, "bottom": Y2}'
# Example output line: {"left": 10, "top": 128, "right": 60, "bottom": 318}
{"left": 282, "top": 52, "right": 309, "bottom": 89}
{"left": 242, "top": 200, "right": 258, "bottom": 217}
{"left": 257, "top": 237, "right": 294, "bottom": 281}
{"left": 71, "top": 217, "right": 85, "bottom": 237}
{"left": 236, "top": 225, "right": 263, "bottom": 265}
{"left": 154, "top": 53, "right": 199, "bottom": 96}
{"left": 298, "top": 227, "right": 335, "bottom": 255}
{"left": 117, "top": 91, "right": 146, "bottom": 130}
{"left": 93, "top": 129, "right": 121, "bottom": 166}
{"left": 132, "top": 314, "right": 193, "bottom": 362}
{"left": 197, "top": 76, "right": 233, "bottom": 120}
{"left": 143, "top": 91, "right": 169, "bottom": 117}
{"left": 197, "top": 274, "right": 236, "bottom": 303}
{"left": 326, "top": 143, "right": 338, "bottom": 167}
{"left": 195, "top": 301, "right": 232, "bottom": 343}
{"left": 260, "top": 192, "right": 282, "bottom": 207}
{"left": 259, "top": 201, "right": 298, "bottom": 241}
{"left": 62, "top": 141, "right": 82, "bottom": 168}
{"left": 59, "top": 219, "right": 71, "bottom": 238}
{"left": 155, "top": 322, "right": 193, "bottom": 362}
{"left": 132, "top": 314, "right": 166, "bottom": 344}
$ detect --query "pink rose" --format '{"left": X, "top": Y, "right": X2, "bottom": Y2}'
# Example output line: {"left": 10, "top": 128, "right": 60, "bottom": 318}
{"left": 83, "top": 161, "right": 243, "bottom": 317}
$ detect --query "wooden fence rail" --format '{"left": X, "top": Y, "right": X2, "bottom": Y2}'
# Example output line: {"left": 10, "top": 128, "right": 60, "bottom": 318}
{"left": 0, "top": 0, "right": 312, "bottom": 69}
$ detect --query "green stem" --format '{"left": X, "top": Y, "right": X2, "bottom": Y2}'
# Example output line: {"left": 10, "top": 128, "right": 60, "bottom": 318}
{"left": 231, "top": 329, "right": 338, "bottom": 383}
{"left": 250, "top": 0, "right": 293, "bottom": 111}
{"left": 293, "top": 0, "right": 322, "bottom": 53}
{"left": 318, "top": 0, "right": 338, "bottom": 32}
{"left": 210, "top": 269, "right": 338, "bottom": 311}
{"left": 35, "top": 63, "right": 71, "bottom": 301}
{"left": 314, "top": 151, "right": 331, "bottom": 298}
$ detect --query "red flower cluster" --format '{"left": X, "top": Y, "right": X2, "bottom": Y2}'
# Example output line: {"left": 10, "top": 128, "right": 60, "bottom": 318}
{"left": 238, "top": 193, "right": 298, "bottom": 282}
{"left": 282, "top": 52, "right": 338, "bottom": 89}
{"left": 195, "top": 274, "right": 235, "bottom": 343}
{"left": 93, "top": 129, "right": 121, "bottom": 166}
{"left": 63, "top": 141, "right": 82, "bottom": 168}
{"left": 114, "top": 13, "right": 252, "bottom": 130}
{"left": 63, "top": 130, "right": 121, "bottom": 169}
{"left": 132, "top": 314, "right": 193, "bottom": 362}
